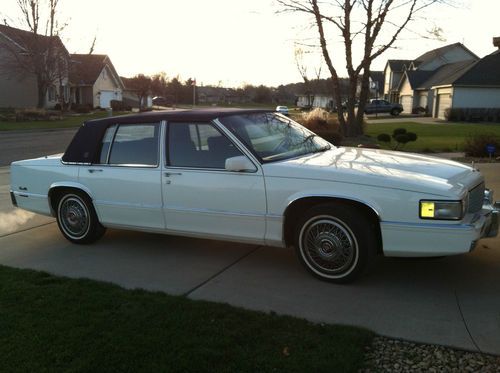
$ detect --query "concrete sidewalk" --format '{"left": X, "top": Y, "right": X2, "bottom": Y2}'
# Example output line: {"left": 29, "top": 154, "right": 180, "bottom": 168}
{"left": 1, "top": 165, "right": 499, "bottom": 355}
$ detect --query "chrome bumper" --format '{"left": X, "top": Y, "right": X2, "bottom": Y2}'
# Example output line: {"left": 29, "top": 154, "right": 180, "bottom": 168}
{"left": 483, "top": 189, "right": 499, "bottom": 238}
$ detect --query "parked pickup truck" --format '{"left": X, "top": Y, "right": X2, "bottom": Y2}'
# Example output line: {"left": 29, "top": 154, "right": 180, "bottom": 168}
{"left": 10, "top": 109, "right": 500, "bottom": 283}
{"left": 364, "top": 99, "right": 403, "bottom": 116}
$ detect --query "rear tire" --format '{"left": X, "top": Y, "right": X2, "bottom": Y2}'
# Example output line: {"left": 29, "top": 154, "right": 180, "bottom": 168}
{"left": 56, "top": 191, "right": 105, "bottom": 244}
{"left": 294, "top": 203, "right": 377, "bottom": 283}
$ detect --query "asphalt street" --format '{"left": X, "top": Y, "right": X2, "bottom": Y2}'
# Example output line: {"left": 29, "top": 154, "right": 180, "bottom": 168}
{"left": 0, "top": 128, "right": 77, "bottom": 166}
{"left": 0, "top": 155, "right": 499, "bottom": 355}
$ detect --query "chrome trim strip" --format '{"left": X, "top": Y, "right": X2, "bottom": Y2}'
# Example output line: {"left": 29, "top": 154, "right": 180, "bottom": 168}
{"left": 165, "top": 205, "right": 267, "bottom": 218}
{"left": 381, "top": 220, "right": 475, "bottom": 230}
{"left": 95, "top": 200, "right": 163, "bottom": 210}
{"left": 12, "top": 191, "right": 46, "bottom": 199}
{"left": 102, "top": 223, "right": 266, "bottom": 246}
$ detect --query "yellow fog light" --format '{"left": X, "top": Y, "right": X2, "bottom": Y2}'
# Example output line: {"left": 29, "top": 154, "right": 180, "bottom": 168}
{"left": 419, "top": 200, "right": 463, "bottom": 220}
{"left": 420, "top": 202, "right": 435, "bottom": 218}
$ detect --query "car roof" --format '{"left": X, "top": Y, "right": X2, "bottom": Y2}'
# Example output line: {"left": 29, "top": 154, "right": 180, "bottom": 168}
{"left": 63, "top": 108, "right": 274, "bottom": 164}
{"left": 85, "top": 108, "right": 273, "bottom": 126}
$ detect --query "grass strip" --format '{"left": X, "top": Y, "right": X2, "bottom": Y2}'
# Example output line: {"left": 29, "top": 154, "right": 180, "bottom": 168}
{"left": 0, "top": 265, "right": 373, "bottom": 372}
{"left": 365, "top": 121, "right": 500, "bottom": 152}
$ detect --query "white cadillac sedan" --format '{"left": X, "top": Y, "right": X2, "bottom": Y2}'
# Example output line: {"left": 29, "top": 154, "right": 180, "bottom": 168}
{"left": 10, "top": 109, "right": 499, "bottom": 283}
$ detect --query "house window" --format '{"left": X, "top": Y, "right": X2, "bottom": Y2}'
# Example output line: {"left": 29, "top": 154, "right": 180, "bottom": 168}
{"left": 48, "top": 86, "right": 56, "bottom": 101}
{"left": 103, "top": 69, "right": 107, "bottom": 80}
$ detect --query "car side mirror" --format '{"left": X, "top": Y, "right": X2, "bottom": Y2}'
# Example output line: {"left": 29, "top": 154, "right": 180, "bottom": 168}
{"left": 225, "top": 156, "right": 256, "bottom": 172}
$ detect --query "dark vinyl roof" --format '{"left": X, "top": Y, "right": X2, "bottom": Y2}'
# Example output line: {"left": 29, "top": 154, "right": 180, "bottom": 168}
{"left": 62, "top": 108, "right": 273, "bottom": 163}
{"left": 70, "top": 54, "right": 123, "bottom": 88}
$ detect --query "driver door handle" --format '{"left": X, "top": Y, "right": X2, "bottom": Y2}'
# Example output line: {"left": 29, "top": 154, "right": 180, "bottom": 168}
{"left": 164, "top": 172, "right": 182, "bottom": 177}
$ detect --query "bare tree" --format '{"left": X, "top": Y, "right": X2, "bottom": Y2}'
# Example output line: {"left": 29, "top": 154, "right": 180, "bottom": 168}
{"left": 0, "top": 0, "right": 68, "bottom": 108}
{"left": 127, "top": 74, "right": 152, "bottom": 110}
{"left": 278, "top": 0, "right": 444, "bottom": 137}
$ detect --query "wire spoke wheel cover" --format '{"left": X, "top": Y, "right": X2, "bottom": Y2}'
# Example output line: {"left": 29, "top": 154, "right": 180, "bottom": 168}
{"left": 58, "top": 195, "right": 91, "bottom": 239}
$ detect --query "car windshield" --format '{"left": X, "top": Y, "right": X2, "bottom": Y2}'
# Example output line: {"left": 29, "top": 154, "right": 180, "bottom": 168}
{"left": 219, "top": 113, "right": 332, "bottom": 163}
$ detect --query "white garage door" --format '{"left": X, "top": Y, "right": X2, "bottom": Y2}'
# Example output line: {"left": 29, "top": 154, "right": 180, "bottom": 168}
{"left": 418, "top": 93, "right": 428, "bottom": 109}
{"left": 436, "top": 94, "right": 452, "bottom": 120}
{"left": 100, "top": 91, "right": 116, "bottom": 108}
{"left": 400, "top": 95, "right": 413, "bottom": 114}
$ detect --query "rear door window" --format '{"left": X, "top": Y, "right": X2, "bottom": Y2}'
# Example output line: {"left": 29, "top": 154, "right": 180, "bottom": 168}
{"left": 103, "top": 123, "right": 160, "bottom": 166}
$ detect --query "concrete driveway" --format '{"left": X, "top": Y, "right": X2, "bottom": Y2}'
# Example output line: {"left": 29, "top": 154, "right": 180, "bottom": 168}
{"left": 1, "top": 164, "right": 499, "bottom": 355}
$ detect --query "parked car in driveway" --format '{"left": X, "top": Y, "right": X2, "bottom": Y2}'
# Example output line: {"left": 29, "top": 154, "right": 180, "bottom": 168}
{"left": 275, "top": 106, "right": 289, "bottom": 115}
{"left": 364, "top": 99, "right": 403, "bottom": 116}
{"left": 152, "top": 96, "right": 171, "bottom": 106}
{"left": 10, "top": 109, "right": 499, "bottom": 283}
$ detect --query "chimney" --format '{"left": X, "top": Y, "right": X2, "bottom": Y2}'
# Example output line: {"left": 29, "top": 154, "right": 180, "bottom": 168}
{"left": 494, "top": 37, "right": 500, "bottom": 49}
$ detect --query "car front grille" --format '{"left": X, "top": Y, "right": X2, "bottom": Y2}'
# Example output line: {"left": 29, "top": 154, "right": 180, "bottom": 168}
{"left": 468, "top": 182, "right": 485, "bottom": 213}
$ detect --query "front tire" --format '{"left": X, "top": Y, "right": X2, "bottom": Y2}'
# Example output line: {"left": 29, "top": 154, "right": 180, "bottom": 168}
{"left": 294, "top": 203, "right": 376, "bottom": 283}
{"left": 390, "top": 108, "right": 401, "bottom": 116}
{"left": 56, "top": 191, "right": 105, "bottom": 244}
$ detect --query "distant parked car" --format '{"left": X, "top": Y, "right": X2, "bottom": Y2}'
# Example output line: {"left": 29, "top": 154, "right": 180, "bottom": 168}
{"left": 276, "top": 106, "right": 289, "bottom": 115}
{"left": 152, "top": 96, "right": 170, "bottom": 106}
{"left": 364, "top": 99, "right": 403, "bottom": 116}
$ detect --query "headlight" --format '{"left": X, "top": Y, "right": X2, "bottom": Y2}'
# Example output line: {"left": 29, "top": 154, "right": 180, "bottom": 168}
{"left": 419, "top": 200, "right": 463, "bottom": 220}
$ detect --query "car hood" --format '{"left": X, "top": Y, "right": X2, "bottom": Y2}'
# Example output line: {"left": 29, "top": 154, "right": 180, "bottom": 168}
{"left": 262, "top": 147, "right": 482, "bottom": 197}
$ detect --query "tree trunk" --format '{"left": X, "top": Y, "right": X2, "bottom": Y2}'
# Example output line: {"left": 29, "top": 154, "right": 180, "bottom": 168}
{"left": 354, "top": 65, "right": 372, "bottom": 136}
{"left": 36, "top": 78, "right": 46, "bottom": 109}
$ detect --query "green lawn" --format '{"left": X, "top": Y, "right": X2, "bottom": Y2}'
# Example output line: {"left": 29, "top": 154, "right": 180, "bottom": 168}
{"left": 0, "top": 265, "right": 372, "bottom": 372}
{"left": 0, "top": 111, "right": 132, "bottom": 131}
{"left": 365, "top": 121, "right": 500, "bottom": 152}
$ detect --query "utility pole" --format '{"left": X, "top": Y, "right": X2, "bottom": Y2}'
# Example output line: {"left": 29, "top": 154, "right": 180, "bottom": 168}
{"left": 192, "top": 78, "right": 196, "bottom": 107}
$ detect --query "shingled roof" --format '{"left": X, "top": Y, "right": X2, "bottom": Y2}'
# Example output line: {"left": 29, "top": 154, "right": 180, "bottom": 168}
{"left": 402, "top": 70, "right": 434, "bottom": 90}
{"left": 70, "top": 54, "right": 124, "bottom": 88}
{"left": 387, "top": 59, "right": 412, "bottom": 72}
{"left": 452, "top": 50, "right": 500, "bottom": 86}
{"left": 413, "top": 42, "right": 478, "bottom": 67}
{"left": 0, "top": 24, "right": 67, "bottom": 54}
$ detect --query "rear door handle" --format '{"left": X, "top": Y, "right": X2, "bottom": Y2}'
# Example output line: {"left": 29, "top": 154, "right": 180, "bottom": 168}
{"left": 164, "top": 172, "right": 182, "bottom": 177}
{"left": 88, "top": 169, "right": 103, "bottom": 173}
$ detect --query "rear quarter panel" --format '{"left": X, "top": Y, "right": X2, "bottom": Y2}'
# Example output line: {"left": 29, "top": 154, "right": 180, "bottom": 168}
{"left": 11, "top": 159, "right": 79, "bottom": 216}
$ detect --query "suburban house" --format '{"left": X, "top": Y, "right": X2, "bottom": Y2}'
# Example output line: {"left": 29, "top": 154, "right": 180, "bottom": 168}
{"left": 296, "top": 94, "right": 335, "bottom": 110}
{"left": 296, "top": 72, "right": 384, "bottom": 110}
{"left": 0, "top": 24, "right": 71, "bottom": 108}
{"left": 429, "top": 47, "right": 500, "bottom": 119}
{"left": 69, "top": 54, "right": 124, "bottom": 108}
{"left": 384, "top": 43, "right": 479, "bottom": 115}
{"left": 383, "top": 60, "right": 412, "bottom": 103}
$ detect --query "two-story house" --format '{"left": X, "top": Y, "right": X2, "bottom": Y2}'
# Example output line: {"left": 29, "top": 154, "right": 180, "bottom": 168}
{"left": 0, "top": 24, "right": 71, "bottom": 109}
{"left": 384, "top": 43, "right": 479, "bottom": 115}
